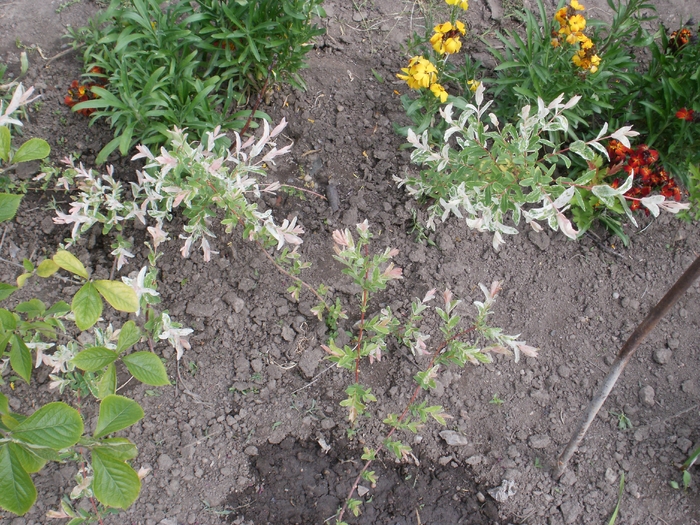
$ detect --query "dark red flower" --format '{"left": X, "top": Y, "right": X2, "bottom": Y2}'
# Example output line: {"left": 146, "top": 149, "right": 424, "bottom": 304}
{"left": 607, "top": 139, "right": 630, "bottom": 163}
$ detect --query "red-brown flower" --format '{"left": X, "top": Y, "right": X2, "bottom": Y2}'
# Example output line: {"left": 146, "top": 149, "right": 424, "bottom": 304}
{"left": 676, "top": 107, "right": 694, "bottom": 121}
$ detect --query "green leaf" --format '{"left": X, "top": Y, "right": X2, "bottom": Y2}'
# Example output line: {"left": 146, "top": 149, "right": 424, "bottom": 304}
{"left": 10, "top": 442, "right": 46, "bottom": 474}
{"left": 12, "top": 138, "right": 50, "bottom": 164}
{"left": 53, "top": 250, "right": 89, "bottom": 279}
{"left": 0, "top": 283, "right": 17, "bottom": 301}
{"left": 21, "top": 259, "right": 34, "bottom": 273}
{"left": 116, "top": 321, "right": 141, "bottom": 354}
{"left": 122, "top": 352, "right": 170, "bottom": 386}
{"left": 94, "top": 395, "right": 144, "bottom": 439}
{"left": 12, "top": 402, "right": 83, "bottom": 449}
{"left": 37, "top": 259, "right": 60, "bottom": 278}
{"left": 10, "top": 335, "right": 32, "bottom": 384}
{"left": 71, "top": 347, "right": 119, "bottom": 372}
{"left": 0, "top": 392, "right": 8, "bottom": 414}
{"left": 97, "top": 363, "right": 117, "bottom": 400}
{"left": 0, "top": 442, "right": 37, "bottom": 516}
{"left": 16, "top": 273, "right": 31, "bottom": 288}
{"left": 0, "top": 126, "right": 10, "bottom": 162}
{"left": 0, "top": 193, "right": 22, "bottom": 223}
{"left": 92, "top": 447, "right": 141, "bottom": 509}
{"left": 93, "top": 280, "right": 139, "bottom": 313}
{"left": 15, "top": 299, "right": 45, "bottom": 319}
{"left": 72, "top": 283, "right": 103, "bottom": 331}
{"left": 0, "top": 308, "right": 16, "bottom": 330}
{"left": 93, "top": 437, "right": 138, "bottom": 460}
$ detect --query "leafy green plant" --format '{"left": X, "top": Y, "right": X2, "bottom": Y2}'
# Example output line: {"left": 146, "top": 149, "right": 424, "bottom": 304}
{"left": 609, "top": 409, "right": 632, "bottom": 430}
{"left": 396, "top": 85, "right": 689, "bottom": 249}
{"left": 68, "top": 0, "right": 325, "bottom": 163}
{"left": 325, "top": 222, "right": 538, "bottom": 523}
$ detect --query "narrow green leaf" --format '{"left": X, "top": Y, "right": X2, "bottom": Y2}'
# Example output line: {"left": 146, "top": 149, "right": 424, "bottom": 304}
{"left": 37, "top": 259, "right": 60, "bottom": 278}
{"left": 12, "top": 402, "right": 83, "bottom": 449}
{"left": 116, "top": 321, "right": 141, "bottom": 354}
{"left": 94, "top": 395, "right": 144, "bottom": 439}
{"left": 12, "top": 138, "right": 50, "bottom": 164}
{"left": 0, "top": 193, "right": 22, "bottom": 223}
{"left": 0, "top": 392, "right": 8, "bottom": 414}
{"left": 10, "top": 335, "right": 32, "bottom": 384}
{"left": 16, "top": 273, "right": 31, "bottom": 288}
{"left": 0, "top": 283, "right": 17, "bottom": 301}
{"left": 72, "top": 283, "right": 103, "bottom": 331}
{"left": 71, "top": 347, "right": 119, "bottom": 372}
{"left": 92, "top": 447, "right": 141, "bottom": 509}
{"left": 53, "top": 250, "right": 89, "bottom": 279}
{"left": 0, "top": 443, "right": 37, "bottom": 516}
{"left": 93, "top": 437, "right": 138, "bottom": 460}
{"left": 93, "top": 280, "right": 138, "bottom": 313}
{"left": 0, "top": 126, "right": 10, "bottom": 162}
{"left": 122, "top": 352, "right": 170, "bottom": 386}
{"left": 97, "top": 363, "right": 117, "bottom": 400}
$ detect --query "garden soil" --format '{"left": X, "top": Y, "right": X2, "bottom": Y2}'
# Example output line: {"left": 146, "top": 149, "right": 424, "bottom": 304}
{"left": 1, "top": 0, "right": 700, "bottom": 524}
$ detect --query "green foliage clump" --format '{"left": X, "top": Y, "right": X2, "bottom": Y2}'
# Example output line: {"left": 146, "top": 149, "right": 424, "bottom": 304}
{"left": 68, "top": 0, "right": 325, "bottom": 163}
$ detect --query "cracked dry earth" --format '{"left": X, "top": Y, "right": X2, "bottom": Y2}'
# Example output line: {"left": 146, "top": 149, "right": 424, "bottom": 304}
{"left": 1, "top": 0, "right": 700, "bottom": 524}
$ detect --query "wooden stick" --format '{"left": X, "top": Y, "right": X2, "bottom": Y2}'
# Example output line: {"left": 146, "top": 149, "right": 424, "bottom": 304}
{"left": 554, "top": 254, "right": 700, "bottom": 478}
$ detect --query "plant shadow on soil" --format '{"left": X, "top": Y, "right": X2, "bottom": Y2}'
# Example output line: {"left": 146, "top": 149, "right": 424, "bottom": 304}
{"left": 226, "top": 437, "right": 498, "bottom": 525}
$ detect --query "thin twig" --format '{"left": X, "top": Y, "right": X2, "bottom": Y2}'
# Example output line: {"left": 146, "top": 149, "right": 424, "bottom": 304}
{"left": 44, "top": 45, "right": 82, "bottom": 69}
{"left": 255, "top": 240, "right": 327, "bottom": 306}
{"left": 290, "top": 364, "right": 335, "bottom": 395}
{"left": 279, "top": 183, "right": 327, "bottom": 201}
{"left": 554, "top": 254, "right": 700, "bottom": 478}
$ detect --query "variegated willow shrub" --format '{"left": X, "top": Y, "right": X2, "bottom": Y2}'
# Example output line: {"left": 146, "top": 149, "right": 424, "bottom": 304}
{"left": 395, "top": 0, "right": 695, "bottom": 245}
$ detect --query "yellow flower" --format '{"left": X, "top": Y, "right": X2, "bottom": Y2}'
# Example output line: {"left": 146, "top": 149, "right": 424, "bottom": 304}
{"left": 566, "top": 32, "right": 578, "bottom": 44}
{"left": 430, "top": 33, "right": 445, "bottom": 53}
{"left": 397, "top": 56, "right": 438, "bottom": 89}
{"left": 555, "top": 7, "right": 568, "bottom": 26}
{"left": 430, "top": 83, "right": 449, "bottom": 102}
{"left": 443, "top": 36, "right": 462, "bottom": 54}
{"left": 579, "top": 35, "right": 594, "bottom": 49}
{"left": 551, "top": 38, "right": 561, "bottom": 48}
{"left": 434, "top": 22, "right": 453, "bottom": 34}
{"left": 568, "top": 14, "right": 586, "bottom": 33}
{"left": 446, "top": 0, "right": 468, "bottom": 9}
{"left": 467, "top": 79, "right": 480, "bottom": 92}
{"left": 570, "top": 0, "right": 585, "bottom": 10}
{"left": 455, "top": 20, "right": 466, "bottom": 35}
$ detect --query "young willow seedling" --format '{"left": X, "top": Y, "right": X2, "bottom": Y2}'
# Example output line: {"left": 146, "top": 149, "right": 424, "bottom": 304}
{"left": 325, "top": 221, "right": 538, "bottom": 524}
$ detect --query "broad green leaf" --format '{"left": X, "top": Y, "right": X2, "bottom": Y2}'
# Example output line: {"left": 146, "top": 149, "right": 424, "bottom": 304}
{"left": 72, "top": 283, "right": 103, "bottom": 331}
{"left": 122, "top": 352, "right": 170, "bottom": 386}
{"left": 45, "top": 300, "right": 70, "bottom": 317}
{"left": 0, "top": 308, "right": 16, "bottom": 330}
{"left": 71, "top": 347, "right": 119, "bottom": 372}
{"left": 10, "top": 442, "right": 46, "bottom": 473}
{"left": 0, "top": 443, "right": 37, "bottom": 516}
{"left": 12, "top": 138, "right": 50, "bottom": 164}
{"left": 37, "top": 259, "right": 60, "bottom": 278}
{"left": 92, "top": 447, "right": 140, "bottom": 509}
{"left": 0, "top": 126, "right": 10, "bottom": 162}
{"left": 12, "top": 402, "right": 83, "bottom": 449}
{"left": 10, "top": 335, "right": 32, "bottom": 384}
{"left": 21, "top": 259, "right": 33, "bottom": 273}
{"left": 0, "top": 392, "right": 8, "bottom": 414}
{"left": 0, "top": 193, "right": 22, "bottom": 223}
{"left": 94, "top": 437, "right": 138, "bottom": 460}
{"left": 0, "top": 283, "right": 17, "bottom": 301}
{"left": 94, "top": 395, "right": 144, "bottom": 439}
{"left": 53, "top": 250, "right": 89, "bottom": 280}
{"left": 117, "top": 320, "right": 141, "bottom": 354}
{"left": 93, "top": 280, "right": 138, "bottom": 313}
{"left": 97, "top": 363, "right": 117, "bottom": 399}
{"left": 2, "top": 413, "right": 20, "bottom": 430}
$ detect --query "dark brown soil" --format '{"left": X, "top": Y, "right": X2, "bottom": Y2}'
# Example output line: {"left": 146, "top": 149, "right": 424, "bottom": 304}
{"left": 1, "top": 1, "right": 700, "bottom": 525}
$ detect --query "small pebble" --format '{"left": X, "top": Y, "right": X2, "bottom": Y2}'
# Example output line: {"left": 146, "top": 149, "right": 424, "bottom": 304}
{"left": 639, "top": 385, "right": 655, "bottom": 407}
